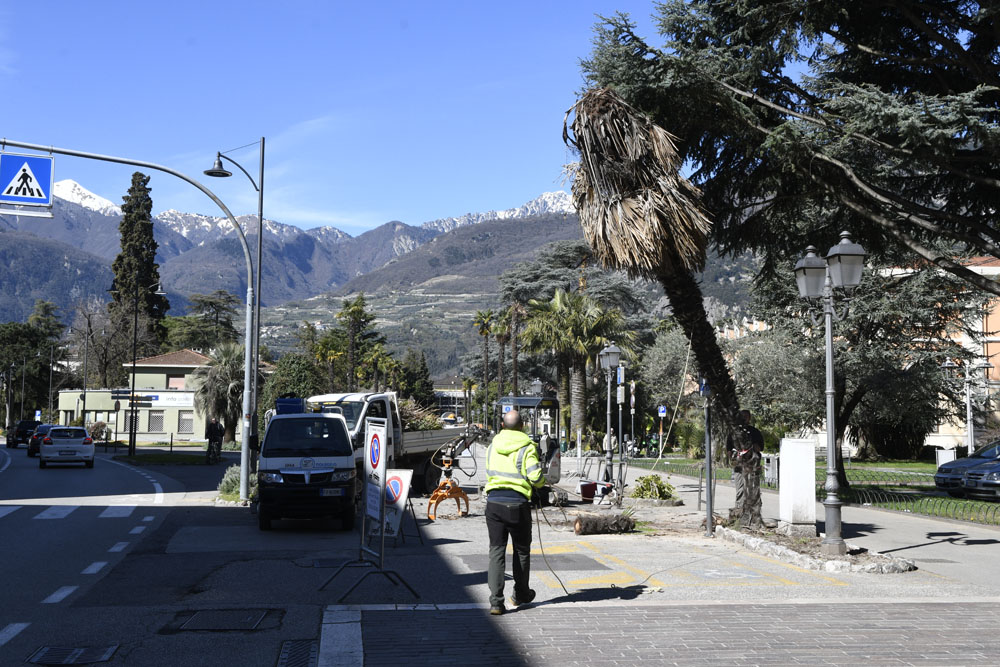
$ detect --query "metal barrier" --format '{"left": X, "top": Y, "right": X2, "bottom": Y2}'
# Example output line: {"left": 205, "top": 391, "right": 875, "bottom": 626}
{"left": 849, "top": 488, "right": 1000, "bottom": 526}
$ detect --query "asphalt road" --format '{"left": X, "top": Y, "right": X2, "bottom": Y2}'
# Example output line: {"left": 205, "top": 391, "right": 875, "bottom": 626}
{"left": 2, "top": 439, "right": 1000, "bottom": 666}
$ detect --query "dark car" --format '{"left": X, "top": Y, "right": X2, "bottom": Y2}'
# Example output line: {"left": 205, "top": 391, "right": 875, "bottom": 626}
{"left": 934, "top": 441, "right": 1000, "bottom": 497}
{"left": 961, "top": 459, "right": 1000, "bottom": 501}
{"left": 26, "top": 424, "right": 53, "bottom": 458}
{"left": 8, "top": 420, "right": 41, "bottom": 448}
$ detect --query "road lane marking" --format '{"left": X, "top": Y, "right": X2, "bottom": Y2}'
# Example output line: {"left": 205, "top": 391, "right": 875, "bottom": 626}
{"left": 42, "top": 586, "right": 78, "bottom": 604}
{"left": 578, "top": 540, "right": 667, "bottom": 586}
{"left": 0, "top": 623, "right": 29, "bottom": 646}
{"left": 99, "top": 505, "right": 137, "bottom": 518}
{"left": 101, "top": 457, "right": 164, "bottom": 503}
{"left": 143, "top": 515, "right": 154, "bottom": 522}
{"left": 0, "top": 506, "right": 22, "bottom": 519}
{"left": 129, "top": 526, "right": 146, "bottom": 535}
{"left": 82, "top": 561, "right": 107, "bottom": 575}
{"left": 108, "top": 542, "right": 129, "bottom": 553}
{"left": 34, "top": 506, "right": 79, "bottom": 519}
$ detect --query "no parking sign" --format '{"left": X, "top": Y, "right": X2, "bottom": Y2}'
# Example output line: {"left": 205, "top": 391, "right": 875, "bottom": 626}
{"left": 365, "top": 418, "right": 387, "bottom": 521}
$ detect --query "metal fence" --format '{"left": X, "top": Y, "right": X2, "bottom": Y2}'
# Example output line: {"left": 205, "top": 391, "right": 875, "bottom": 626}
{"left": 632, "top": 458, "right": 1000, "bottom": 527}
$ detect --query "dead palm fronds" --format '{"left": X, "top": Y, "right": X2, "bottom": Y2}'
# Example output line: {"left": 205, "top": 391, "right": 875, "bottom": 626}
{"left": 563, "top": 87, "right": 712, "bottom": 277}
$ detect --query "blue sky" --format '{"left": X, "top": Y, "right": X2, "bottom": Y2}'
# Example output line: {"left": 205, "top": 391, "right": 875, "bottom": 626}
{"left": 0, "top": 1, "right": 659, "bottom": 235}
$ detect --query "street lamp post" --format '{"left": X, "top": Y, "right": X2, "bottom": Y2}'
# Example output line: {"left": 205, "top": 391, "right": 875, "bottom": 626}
{"left": 794, "top": 231, "right": 866, "bottom": 557}
{"left": 47, "top": 345, "right": 54, "bottom": 422}
{"left": 205, "top": 138, "right": 265, "bottom": 466}
{"left": 20, "top": 355, "right": 26, "bottom": 421}
{"left": 2, "top": 137, "right": 256, "bottom": 501}
{"left": 941, "top": 359, "right": 994, "bottom": 456}
{"left": 124, "top": 281, "right": 167, "bottom": 457}
{"left": 598, "top": 342, "right": 621, "bottom": 496}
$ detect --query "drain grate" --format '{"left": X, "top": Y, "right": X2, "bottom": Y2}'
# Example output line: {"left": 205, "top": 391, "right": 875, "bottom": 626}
{"left": 277, "top": 640, "right": 319, "bottom": 667}
{"left": 181, "top": 609, "right": 267, "bottom": 631}
{"left": 28, "top": 645, "right": 118, "bottom": 665}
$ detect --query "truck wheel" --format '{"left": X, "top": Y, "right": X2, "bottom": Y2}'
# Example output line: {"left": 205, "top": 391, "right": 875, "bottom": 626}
{"left": 421, "top": 461, "right": 440, "bottom": 494}
{"left": 258, "top": 510, "right": 272, "bottom": 530}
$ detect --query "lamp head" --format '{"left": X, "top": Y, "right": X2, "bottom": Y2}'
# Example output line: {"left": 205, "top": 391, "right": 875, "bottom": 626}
{"left": 793, "top": 246, "right": 827, "bottom": 299}
{"left": 825, "top": 231, "right": 866, "bottom": 291}
{"left": 204, "top": 153, "right": 232, "bottom": 178}
{"left": 530, "top": 378, "right": 543, "bottom": 395}
{"left": 599, "top": 342, "right": 621, "bottom": 370}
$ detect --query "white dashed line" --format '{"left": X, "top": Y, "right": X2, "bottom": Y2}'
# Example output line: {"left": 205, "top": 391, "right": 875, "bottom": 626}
{"left": 34, "top": 506, "right": 79, "bottom": 520}
{"left": 143, "top": 515, "right": 154, "bottom": 522}
{"left": 0, "top": 622, "right": 29, "bottom": 646}
{"left": 108, "top": 542, "right": 130, "bottom": 553}
{"left": 129, "top": 526, "right": 146, "bottom": 535}
{"left": 0, "top": 506, "right": 22, "bottom": 519}
{"left": 42, "top": 586, "right": 78, "bottom": 604}
{"left": 82, "top": 561, "right": 107, "bottom": 575}
{"left": 99, "top": 505, "right": 137, "bottom": 518}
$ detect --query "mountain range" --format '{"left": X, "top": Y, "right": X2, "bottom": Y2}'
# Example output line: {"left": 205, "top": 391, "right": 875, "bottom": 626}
{"left": 0, "top": 181, "right": 576, "bottom": 322}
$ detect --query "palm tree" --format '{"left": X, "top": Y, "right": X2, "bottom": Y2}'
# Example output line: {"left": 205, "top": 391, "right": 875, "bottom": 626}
{"left": 565, "top": 88, "right": 756, "bottom": 526}
{"left": 462, "top": 376, "right": 476, "bottom": 425}
{"left": 521, "top": 289, "right": 629, "bottom": 441}
{"left": 192, "top": 342, "right": 245, "bottom": 443}
{"left": 508, "top": 302, "right": 527, "bottom": 395}
{"left": 473, "top": 310, "right": 494, "bottom": 425}
{"left": 493, "top": 309, "right": 511, "bottom": 396}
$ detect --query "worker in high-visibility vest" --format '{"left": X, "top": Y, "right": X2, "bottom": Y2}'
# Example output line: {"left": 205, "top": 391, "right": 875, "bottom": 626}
{"left": 484, "top": 410, "right": 546, "bottom": 615}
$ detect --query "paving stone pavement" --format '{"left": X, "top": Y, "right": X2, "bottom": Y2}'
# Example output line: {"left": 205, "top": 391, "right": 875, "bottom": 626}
{"left": 319, "top": 452, "right": 1000, "bottom": 666}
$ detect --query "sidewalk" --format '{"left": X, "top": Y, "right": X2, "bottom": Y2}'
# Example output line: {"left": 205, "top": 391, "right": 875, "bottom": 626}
{"left": 316, "top": 450, "right": 1000, "bottom": 665}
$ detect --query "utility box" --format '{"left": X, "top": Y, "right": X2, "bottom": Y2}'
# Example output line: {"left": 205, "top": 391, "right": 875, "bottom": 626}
{"left": 936, "top": 448, "right": 957, "bottom": 466}
{"left": 778, "top": 438, "right": 817, "bottom": 537}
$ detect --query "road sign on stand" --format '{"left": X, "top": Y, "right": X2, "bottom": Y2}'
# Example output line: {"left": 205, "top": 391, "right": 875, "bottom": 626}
{"left": 0, "top": 153, "right": 54, "bottom": 207}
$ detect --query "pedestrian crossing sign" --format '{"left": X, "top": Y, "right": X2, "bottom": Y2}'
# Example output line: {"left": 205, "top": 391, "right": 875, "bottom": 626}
{"left": 0, "top": 153, "right": 54, "bottom": 206}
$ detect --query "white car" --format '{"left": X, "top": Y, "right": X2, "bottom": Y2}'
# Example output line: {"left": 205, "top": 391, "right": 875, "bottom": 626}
{"left": 39, "top": 426, "right": 95, "bottom": 469}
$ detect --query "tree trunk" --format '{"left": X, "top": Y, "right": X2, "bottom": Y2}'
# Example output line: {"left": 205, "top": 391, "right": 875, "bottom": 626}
{"left": 574, "top": 512, "right": 635, "bottom": 535}
{"left": 570, "top": 362, "right": 586, "bottom": 447}
{"left": 556, "top": 359, "right": 570, "bottom": 438}
{"left": 498, "top": 339, "right": 506, "bottom": 397}
{"left": 657, "top": 267, "right": 760, "bottom": 528}
{"left": 511, "top": 312, "right": 520, "bottom": 395}
{"left": 482, "top": 336, "right": 489, "bottom": 427}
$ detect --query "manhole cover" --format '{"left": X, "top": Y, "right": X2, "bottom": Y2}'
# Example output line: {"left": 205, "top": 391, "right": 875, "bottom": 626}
{"left": 28, "top": 645, "right": 118, "bottom": 664}
{"left": 277, "top": 640, "right": 318, "bottom": 667}
{"left": 181, "top": 609, "right": 267, "bottom": 631}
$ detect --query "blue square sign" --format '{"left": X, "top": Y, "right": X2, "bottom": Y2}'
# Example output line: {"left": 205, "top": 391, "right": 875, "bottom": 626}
{"left": 0, "top": 153, "right": 54, "bottom": 206}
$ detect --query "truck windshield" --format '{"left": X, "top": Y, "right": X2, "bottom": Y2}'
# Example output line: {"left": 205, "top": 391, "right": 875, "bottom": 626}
{"left": 314, "top": 401, "right": 363, "bottom": 430}
{"left": 262, "top": 418, "right": 353, "bottom": 457}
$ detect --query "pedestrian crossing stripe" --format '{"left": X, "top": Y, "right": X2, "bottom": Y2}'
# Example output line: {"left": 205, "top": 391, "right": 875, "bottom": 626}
{"left": 3, "top": 161, "right": 47, "bottom": 200}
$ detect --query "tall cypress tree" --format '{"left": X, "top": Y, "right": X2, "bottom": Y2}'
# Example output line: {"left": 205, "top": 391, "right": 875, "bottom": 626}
{"left": 109, "top": 172, "right": 170, "bottom": 346}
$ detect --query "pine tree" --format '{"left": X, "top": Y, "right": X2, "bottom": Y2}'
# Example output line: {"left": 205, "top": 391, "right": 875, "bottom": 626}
{"left": 109, "top": 172, "right": 170, "bottom": 350}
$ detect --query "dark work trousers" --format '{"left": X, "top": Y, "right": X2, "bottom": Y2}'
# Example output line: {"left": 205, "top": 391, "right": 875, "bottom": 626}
{"left": 486, "top": 500, "right": 532, "bottom": 607}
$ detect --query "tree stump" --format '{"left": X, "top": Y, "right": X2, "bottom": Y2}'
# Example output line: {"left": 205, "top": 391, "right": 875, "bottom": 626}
{"left": 574, "top": 512, "right": 636, "bottom": 535}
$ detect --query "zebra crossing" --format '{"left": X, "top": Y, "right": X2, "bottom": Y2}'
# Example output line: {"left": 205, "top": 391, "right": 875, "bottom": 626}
{"left": 0, "top": 505, "right": 143, "bottom": 521}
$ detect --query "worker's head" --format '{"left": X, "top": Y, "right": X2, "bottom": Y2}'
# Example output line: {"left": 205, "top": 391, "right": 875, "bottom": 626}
{"left": 502, "top": 410, "right": 524, "bottom": 430}
{"left": 211, "top": 417, "right": 218, "bottom": 423}
{"left": 738, "top": 409, "right": 751, "bottom": 425}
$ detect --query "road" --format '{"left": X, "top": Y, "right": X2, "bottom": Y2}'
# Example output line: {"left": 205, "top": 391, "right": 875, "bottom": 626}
{"left": 2, "top": 441, "right": 1000, "bottom": 666}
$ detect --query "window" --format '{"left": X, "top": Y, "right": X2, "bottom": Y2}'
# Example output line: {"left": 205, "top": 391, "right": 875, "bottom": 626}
{"left": 125, "top": 411, "right": 139, "bottom": 432}
{"left": 148, "top": 410, "right": 165, "bottom": 433}
{"left": 178, "top": 410, "right": 194, "bottom": 434}
{"left": 167, "top": 375, "right": 186, "bottom": 390}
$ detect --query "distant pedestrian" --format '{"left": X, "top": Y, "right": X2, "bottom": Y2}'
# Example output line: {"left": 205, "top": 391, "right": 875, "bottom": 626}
{"left": 484, "top": 410, "right": 545, "bottom": 615}
{"left": 205, "top": 417, "right": 224, "bottom": 464}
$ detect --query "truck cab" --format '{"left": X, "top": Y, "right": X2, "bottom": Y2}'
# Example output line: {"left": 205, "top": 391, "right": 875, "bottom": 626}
{"left": 256, "top": 409, "right": 358, "bottom": 531}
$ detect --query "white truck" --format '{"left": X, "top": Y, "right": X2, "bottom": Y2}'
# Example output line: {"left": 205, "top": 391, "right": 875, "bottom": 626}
{"left": 307, "top": 392, "right": 466, "bottom": 493}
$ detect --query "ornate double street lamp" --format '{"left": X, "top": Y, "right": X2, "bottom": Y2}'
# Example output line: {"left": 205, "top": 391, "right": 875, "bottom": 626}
{"left": 794, "top": 232, "right": 866, "bottom": 556}
{"left": 941, "top": 358, "right": 994, "bottom": 457}
{"left": 530, "top": 378, "right": 543, "bottom": 396}
{"left": 205, "top": 139, "right": 265, "bottom": 459}
{"left": 598, "top": 342, "right": 621, "bottom": 496}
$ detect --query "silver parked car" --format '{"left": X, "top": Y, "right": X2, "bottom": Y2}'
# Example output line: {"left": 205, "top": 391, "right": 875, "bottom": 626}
{"left": 934, "top": 441, "right": 1000, "bottom": 497}
{"left": 39, "top": 426, "right": 95, "bottom": 469}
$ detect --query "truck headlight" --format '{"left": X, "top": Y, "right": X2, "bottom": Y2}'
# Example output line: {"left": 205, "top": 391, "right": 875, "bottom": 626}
{"left": 260, "top": 472, "right": 284, "bottom": 484}
{"left": 330, "top": 469, "right": 356, "bottom": 482}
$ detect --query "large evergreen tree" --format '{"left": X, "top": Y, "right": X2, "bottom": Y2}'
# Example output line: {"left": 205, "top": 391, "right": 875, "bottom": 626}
{"left": 109, "top": 172, "right": 170, "bottom": 349}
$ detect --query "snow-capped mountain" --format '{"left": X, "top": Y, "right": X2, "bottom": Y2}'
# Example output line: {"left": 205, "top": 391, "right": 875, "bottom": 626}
{"left": 52, "top": 180, "right": 121, "bottom": 217}
{"left": 421, "top": 191, "right": 575, "bottom": 233}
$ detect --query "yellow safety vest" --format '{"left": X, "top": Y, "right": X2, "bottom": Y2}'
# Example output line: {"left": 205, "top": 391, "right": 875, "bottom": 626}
{"left": 485, "top": 429, "right": 545, "bottom": 500}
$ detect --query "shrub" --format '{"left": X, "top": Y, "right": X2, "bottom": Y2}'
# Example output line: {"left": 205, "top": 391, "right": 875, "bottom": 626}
{"left": 217, "top": 463, "right": 257, "bottom": 498}
{"left": 89, "top": 422, "right": 108, "bottom": 440}
{"left": 630, "top": 474, "right": 676, "bottom": 500}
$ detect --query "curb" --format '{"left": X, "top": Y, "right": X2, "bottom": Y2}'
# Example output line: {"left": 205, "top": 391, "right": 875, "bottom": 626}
{"left": 715, "top": 525, "right": 917, "bottom": 574}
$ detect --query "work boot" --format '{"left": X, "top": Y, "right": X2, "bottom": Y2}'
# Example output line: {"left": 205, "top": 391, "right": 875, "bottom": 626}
{"left": 489, "top": 603, "right": 505, "bottom": 616}
{"left": 510, "top": 589, "right": 536, "bottom": 607}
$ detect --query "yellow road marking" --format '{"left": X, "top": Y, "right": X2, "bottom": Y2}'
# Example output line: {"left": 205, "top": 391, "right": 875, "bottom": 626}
{"left": 578, "top": 540, "right": 666, "bottom": 586}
